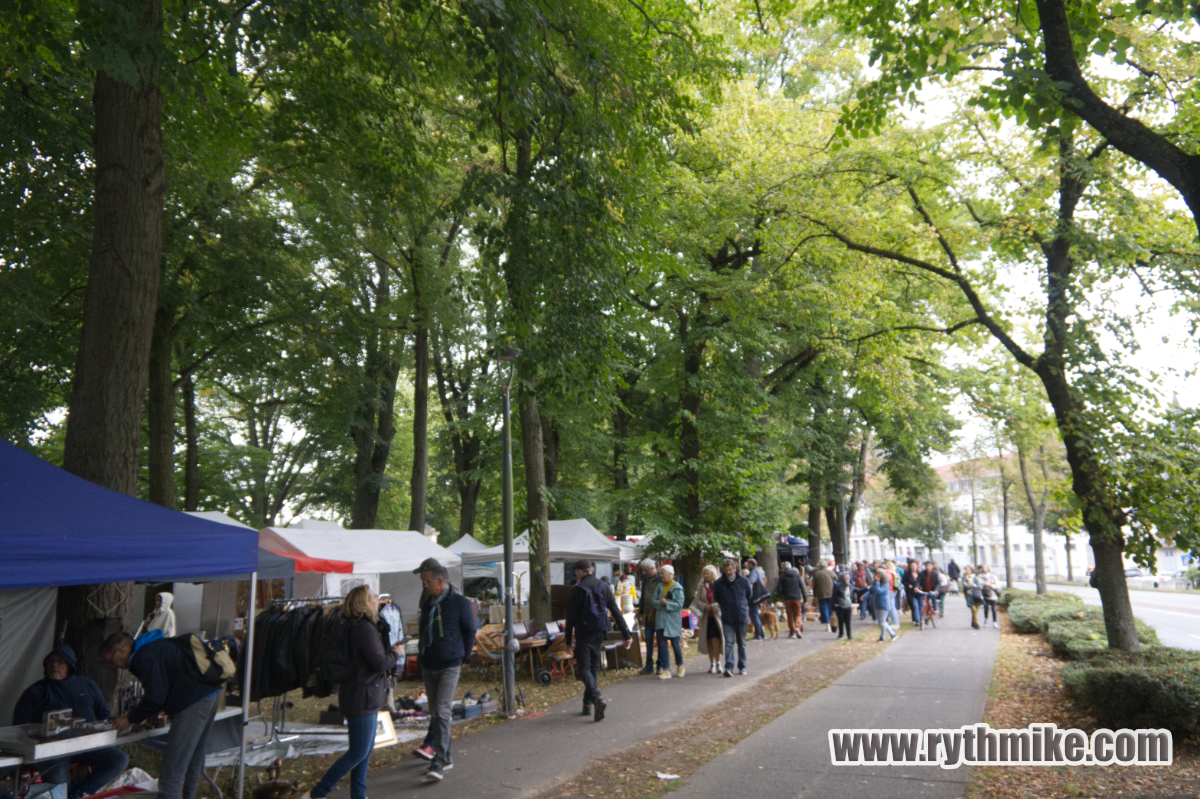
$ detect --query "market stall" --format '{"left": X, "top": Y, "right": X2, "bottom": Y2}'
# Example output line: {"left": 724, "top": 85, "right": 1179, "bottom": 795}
{"left": 0, "top": 440, "right": 262, "bottom": 799}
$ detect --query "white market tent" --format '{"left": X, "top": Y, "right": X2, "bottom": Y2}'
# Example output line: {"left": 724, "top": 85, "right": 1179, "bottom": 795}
{"left": 460, "top": 518, "right": 625, "bottom": 565}
{"left": 260, "top": 519, "right": 462, "bottom": 623}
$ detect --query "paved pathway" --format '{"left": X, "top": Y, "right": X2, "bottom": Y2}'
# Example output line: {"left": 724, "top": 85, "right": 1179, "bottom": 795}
{"left": 327, "top": 634, "right": 833, "bottom": 798}
{"left": 680, "top": 610, "right": 1000, "bottom": 799}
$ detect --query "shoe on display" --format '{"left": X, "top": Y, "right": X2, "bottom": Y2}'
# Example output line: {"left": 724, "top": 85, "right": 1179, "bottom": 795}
{"left": 413, "top": 745, "right": 435, "bottom": 761}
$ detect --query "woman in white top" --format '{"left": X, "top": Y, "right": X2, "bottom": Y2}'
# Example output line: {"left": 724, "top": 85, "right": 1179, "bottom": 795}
{"left": 144, "top": 591, "right": 176, "bottom": 638}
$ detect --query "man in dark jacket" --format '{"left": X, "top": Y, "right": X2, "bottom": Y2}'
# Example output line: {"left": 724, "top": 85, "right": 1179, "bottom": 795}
{"left": 564, "top": 560, "right": 631, "bottom": 722}
{"left": 13, "top": 646, "right": 129, "bottom": 798}
{"left": 635, "top": 560, "right": 661, "bottom": 674}
{"left": 947, "top": 559, "right": 961, "bottom": 581}
{"left": 417, "top": 561, "right": 476, "bottom": 782}
{"left": 812, "top": 562, "right": 836, "bottom": 632}
{"left": 712, "top": 559, "right": 752, "bottom": 676}
{"left": 102, "top": 632, "right": 219, "bottom": 799}
{"left": 777, "top": 564, "right": 807, "bottom": 640}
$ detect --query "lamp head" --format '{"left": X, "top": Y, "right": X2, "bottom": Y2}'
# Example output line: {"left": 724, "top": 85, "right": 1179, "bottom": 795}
{"left": 496, "top": 347, "right": 522, "bottom": 362}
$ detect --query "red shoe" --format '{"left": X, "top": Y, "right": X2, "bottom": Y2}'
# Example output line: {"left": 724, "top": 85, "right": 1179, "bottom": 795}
{"left": 413, "top": 745, "right": 435, "bottom": 760}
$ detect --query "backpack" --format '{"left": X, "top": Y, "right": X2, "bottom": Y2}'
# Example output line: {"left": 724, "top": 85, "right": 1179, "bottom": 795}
{"left": 172, "top": 634, "right": 237, "bottom": 685}
{"left": 576, "top": 582, "right": 609, "bottom": 634}
{"left": 317, "top": 616, "right": 357, "bottom": 686}
{"left": 853, "top": 569, "right": 868, "bottom": 589}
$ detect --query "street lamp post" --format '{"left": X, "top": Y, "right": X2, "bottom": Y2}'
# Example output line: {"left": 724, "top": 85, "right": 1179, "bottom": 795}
{"left": 497, "top": 347, "right": 521, "bottom": 718}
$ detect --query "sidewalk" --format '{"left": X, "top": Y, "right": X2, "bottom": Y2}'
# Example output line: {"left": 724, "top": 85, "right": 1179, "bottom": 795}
{"left": 680, "top": 611, "right": 1000, "bottom": 799}
{"left": 326, "top": 634, "right": 834, "bottom": 798}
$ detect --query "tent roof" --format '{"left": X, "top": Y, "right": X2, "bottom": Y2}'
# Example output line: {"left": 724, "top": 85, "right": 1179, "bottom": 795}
{"left": 261, "top": 521, "right": 462, "bottom": 574}
{"left": 447, "top": 534, "right": 489, "bottom": 553}
{"left": 460, "top": 518, "right": 623, "bottom": 564}
{"left": 179, "top": 512, "right": 295, "bottom": 582}
{"left": 0, "top": 441, "right": 258, "bottom": 589}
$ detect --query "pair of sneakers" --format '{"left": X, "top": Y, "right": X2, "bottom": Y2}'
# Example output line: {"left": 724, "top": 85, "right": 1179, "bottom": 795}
{"left": 658, "top": 666, "right": 685, "bottom": 680}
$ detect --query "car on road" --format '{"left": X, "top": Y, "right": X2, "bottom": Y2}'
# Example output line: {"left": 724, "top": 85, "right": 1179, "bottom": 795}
{"left": 1124, "top": 567, "right": 1143, "bottom": 578}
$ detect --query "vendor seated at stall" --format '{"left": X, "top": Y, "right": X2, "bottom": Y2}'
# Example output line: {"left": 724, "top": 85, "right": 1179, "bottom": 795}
{"left": 12, "top": 646, "right": 130, "bottom": 799}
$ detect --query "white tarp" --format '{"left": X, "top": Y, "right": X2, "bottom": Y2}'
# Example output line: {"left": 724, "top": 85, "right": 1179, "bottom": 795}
{"left": 460, "top": 518, "right": 623, "bottom": 565}
{"left": 0, "top": 588, "right": 56, "bottom": 725}
{"left": 260, "top": 522, "right": 462, "bottom": 574}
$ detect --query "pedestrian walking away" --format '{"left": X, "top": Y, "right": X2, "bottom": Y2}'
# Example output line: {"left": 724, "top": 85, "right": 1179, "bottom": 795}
{"left": 564, "top": 559, "right": 632, "bottom": 720}
{"left": 832, "top": 572, "right": 854, "bottom": 640}
{"left": 777, "top": 562, "right": 806, "bottom": 639}
{"left": 713, "top": 558, "right": 753, "bottom": 676}
{"left": 868, "top": 569, "right": 898, "bottom": 642}
{"left": 101, "top": 630, "right": 223, "bottom": 799}
{"left": 636, "top": 559, "right": 662, "bottom": 674}
{"left": 962, "top": 566, "right": 981, "bottom": 629}
{"left": 745, "top": 558, "right": 767, "bottom": 640}
{"left": 812, "top": 561, "right": 835, "bottom": 632}
{"left": 690, "top": 565, "right": 726, "bottom": 673}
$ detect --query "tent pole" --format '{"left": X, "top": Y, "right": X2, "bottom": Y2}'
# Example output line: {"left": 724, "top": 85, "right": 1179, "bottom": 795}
{"left": 237, "top": 572, "right": 258, "bottom": 799}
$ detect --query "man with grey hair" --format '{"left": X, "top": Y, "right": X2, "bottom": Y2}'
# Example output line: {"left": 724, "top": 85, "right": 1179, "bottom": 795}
{"left": 712, "top": 558, "right": 753, "bottom": 676}
{"left": 636, "top": 559, "right": 662, "bottom": 675}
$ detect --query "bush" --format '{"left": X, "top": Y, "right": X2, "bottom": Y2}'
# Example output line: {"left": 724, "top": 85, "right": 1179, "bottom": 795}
{"left": 998, "top": 587, "right": 1034, "bottom": 608}
{"left": 1006, "top": 592, "right": 1088, "bottom": 633}
{"left": 1062, "top": 648, "right": 1200, "bottom": 736}
{"left": 1044, "top": 617, "right": 1160, "bottom": 660}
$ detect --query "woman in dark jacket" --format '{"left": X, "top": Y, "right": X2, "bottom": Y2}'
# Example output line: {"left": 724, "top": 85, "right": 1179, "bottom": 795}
{"left": 901, "top": 561, "right": 925, "bottom": 628}
{"left": 303, "top": 586, "right": 402, "bottom": 799}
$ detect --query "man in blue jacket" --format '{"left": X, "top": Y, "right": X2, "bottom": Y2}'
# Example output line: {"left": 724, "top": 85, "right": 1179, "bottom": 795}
{"left": 712, "top": 558, "right": 753, "bottom": 677}
{"left": 102, "top": 631, "right": 218, "bottom": 799}
{"left": 416, "top": 560, "right": 476, "bottom": 782}
{"left": 13, "top": 646, "right": 129, "bottom": 798}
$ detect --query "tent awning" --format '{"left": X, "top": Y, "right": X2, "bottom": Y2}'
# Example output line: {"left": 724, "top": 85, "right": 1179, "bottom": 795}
{"left": 460, "top": 518, "right": 623, "bottom": 564}
{"left": 265, "top": 549, "right": 354, "bottom": 574}
{"left": 0, "top": 441, "right": 258, "bottom": 589}
{"left": 260, "top": 522, "right": 462, "bottom": 574}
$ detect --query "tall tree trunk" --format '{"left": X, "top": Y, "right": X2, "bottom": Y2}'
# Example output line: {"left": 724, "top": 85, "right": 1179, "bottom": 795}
{"left": 182, "top": 374, "right": 200, "bottom": 511}
{"left": 58, "top": 0, "right": 163, "bottom": 706}
{"left": 807, "top": 485, "right": 823, "bottom": 561}
{"left": 612, "top": 404, "right": 630, "bottom": 539}
{"left": 519, "top": 376, "right": 552, "bottom": 622}
{"left": 1064, "top": 534, "right": 1074, "bottom": 582}
{"left": 457, "top": 475, "right": 482, "bottom": 539}
{"left": 147, "top": 303, "right": 176, "bottom": 508}
{"left": 1017, "top": 448, "right": 1048, "bottom": 594}
{"left": 540, "top": 412, "right": 559, "bottom": 519}
{"left": 408, "top": 324, "right": 430, "bottom": 533}
{"left": 1001, "top": 477, "right": 1012, "bottom": 588}
{"left": 825, "top": 500, "right": 846, "bottom": 566}
{"left": 678, "top": 308, "right": 705, "bottom": 595}
{"left": 351, "top": 357, "right": 401, "bottom": 530}
{"left": 844, "top": 429, "right": 872, "bottom": 537}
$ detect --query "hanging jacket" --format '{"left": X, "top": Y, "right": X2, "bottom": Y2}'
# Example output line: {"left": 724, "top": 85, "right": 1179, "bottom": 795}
{"left": 12, "top": 646, "right": 111, "bottom": 725}
{"left": 145, "top": 592, "right": 176, "bottom": 638}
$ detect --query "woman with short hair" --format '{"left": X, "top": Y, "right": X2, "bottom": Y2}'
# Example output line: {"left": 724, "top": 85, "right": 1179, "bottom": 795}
{"left": 301, "top": 586, "right": 403, "bottom": 799}
{"left": 653, "top": 564, "right": 687, "bottom": 679}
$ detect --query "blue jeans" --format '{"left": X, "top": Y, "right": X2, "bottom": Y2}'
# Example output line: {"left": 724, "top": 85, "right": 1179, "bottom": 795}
{"left": 818, "top": 597, "right": 833, "bottom": 624}
{"left": 910, "top": 594, "right": 923, "bottom": 625}
{"left": 877, "top": 607, "right": 896, "bottom": 639}
{"left": 40, "top": 748, "right": 129, "bottom": 799}
{"left": 750, "top": 602, "right": 764, "bottom": 638}
{"left": 657, "top": 634, "right": 684, "bottom": 668}
{"left": 312, "top": 713, "right": 377, "bottom": 799}
{"left": 643, "top": 624, "right": 659, "bottom": 669}
{"left": 721, "top": 621, "right": 747, "bottom": 672}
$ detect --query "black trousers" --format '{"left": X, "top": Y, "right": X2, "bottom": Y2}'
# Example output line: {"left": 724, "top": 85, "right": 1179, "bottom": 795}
{"left": 575, "top": 635, "right": 603, "bottom": 706}
{"left": 835, "top": 607, "right": 853, "bottom": 638}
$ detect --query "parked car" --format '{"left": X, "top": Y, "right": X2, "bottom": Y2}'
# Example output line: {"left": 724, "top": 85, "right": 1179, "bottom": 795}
{"left": 1124, "top": 567, "right": 1143, "bottom": 578}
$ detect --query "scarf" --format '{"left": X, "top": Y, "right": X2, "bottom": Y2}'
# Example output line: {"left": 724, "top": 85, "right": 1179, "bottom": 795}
{"left": 661, "top": 579, "right": 676, "bottom": 598}
{"left": 420, "top": 585, "right": 450, "bottom": 656}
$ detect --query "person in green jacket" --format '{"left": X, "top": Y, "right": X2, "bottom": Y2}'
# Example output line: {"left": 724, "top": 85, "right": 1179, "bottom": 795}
{"left": 653, "top": 564, "right": 687, "bottom": 679}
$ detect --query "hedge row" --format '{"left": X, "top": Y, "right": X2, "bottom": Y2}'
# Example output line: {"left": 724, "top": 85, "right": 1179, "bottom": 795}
{"left": 1062, "top": 649, "right": 1200, "bottom": 736}
{"left": 999, "top": 589, "right": 1199, "bottom": 735}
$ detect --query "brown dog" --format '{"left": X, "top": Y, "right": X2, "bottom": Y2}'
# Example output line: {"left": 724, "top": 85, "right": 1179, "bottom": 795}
{"left": 759, "top": 605, "right": 781, "bottom": 640}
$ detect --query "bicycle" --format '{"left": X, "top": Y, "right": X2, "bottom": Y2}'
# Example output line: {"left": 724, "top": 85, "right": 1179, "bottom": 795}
{"left": 920, "top": 590, "right": 942, "bottom": 629}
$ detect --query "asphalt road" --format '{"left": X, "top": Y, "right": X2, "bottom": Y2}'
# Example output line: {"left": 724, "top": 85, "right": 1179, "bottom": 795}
{"left": 1013, "top": 580, "right": 1200, "bottom": 650}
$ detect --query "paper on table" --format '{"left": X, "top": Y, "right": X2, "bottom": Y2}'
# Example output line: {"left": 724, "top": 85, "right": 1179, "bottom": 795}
{"left": 655, "top": 772, "right": 680, "bottom": 780}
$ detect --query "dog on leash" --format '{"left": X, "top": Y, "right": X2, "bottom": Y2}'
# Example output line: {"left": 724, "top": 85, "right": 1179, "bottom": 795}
{"left": 748, "top": 604, "right": 782, "bottom": 640}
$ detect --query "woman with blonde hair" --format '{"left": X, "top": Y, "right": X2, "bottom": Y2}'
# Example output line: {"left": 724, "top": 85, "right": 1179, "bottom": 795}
{"left": 302, "top": 586, "right": 403, "bottom": 799}
{"left": 690, "top": 564, "right": 726, "bottom": 674}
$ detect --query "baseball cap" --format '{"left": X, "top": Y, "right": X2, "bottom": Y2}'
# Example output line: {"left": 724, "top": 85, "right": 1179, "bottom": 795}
{"left": 412, "top": 557, "right": 443, "bottom": 574}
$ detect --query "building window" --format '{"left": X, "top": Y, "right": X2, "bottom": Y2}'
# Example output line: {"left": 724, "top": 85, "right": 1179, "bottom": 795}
{"left": 1026, "top": 544, "right": 1034, "bottom": 552}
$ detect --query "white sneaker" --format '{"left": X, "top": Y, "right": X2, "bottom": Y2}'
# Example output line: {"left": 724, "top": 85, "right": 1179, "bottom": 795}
{"left": 715, "top": 663, "right": 724, "bottom": 675}
{"left": 676, "top": 666, "right": 685, "bottom": 678}
{"left": 993, "top": 622, "right": 1000, "bottom": 629}
{"left": 658, "top": 670, "right": 672, "bottom": 680}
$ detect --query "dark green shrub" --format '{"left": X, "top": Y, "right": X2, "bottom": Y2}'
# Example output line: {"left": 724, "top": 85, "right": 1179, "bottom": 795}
{"left": 1006, "top": 592, "right": 1087, "bottom": 633}
{"left": 998, "top": 587, "right": 1034, "bottom": 608}
{"left": 1062, "top": 649, "right": 1200, "bottom": 736}
{"left": 1045, "top": 618, "right": 1160, "bottom": 660}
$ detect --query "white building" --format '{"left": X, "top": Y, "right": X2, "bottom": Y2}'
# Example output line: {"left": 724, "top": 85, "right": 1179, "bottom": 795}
{"left": 838, "top": 460, "right": 1194, "bottom": 580}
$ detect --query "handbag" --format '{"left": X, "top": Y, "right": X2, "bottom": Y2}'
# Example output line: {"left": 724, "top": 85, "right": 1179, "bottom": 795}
{"left": 749, "top": 582, "right": 772, "bottom": 606}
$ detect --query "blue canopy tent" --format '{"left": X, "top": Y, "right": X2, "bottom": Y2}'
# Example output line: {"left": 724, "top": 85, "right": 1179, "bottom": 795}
{"left": 0, "top": 440, "right": 262, "bottom": 798}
